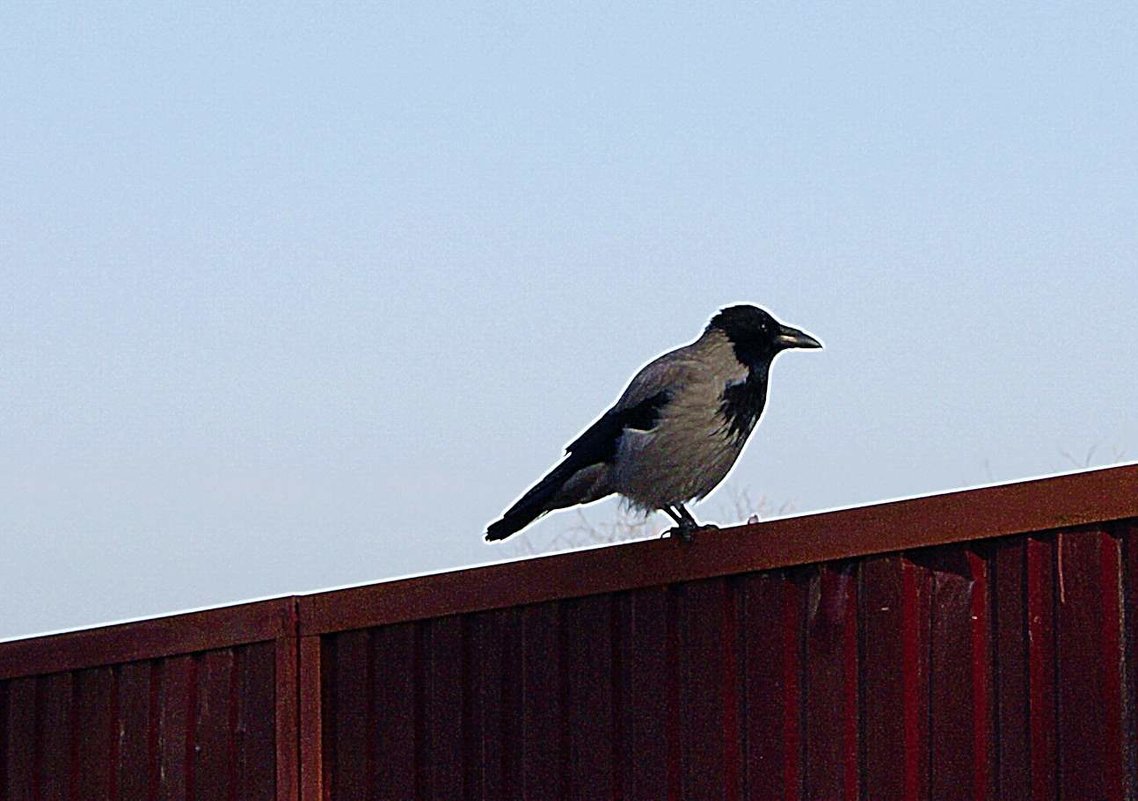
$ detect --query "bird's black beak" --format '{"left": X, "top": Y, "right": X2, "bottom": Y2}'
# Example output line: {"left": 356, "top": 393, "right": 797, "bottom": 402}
{"left": 776, "top": 324, "right": 823, "bottom": 350}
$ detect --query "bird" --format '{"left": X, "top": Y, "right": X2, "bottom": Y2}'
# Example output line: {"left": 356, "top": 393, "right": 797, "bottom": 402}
{"left": 485, "top": 304, "right": 821, "bottom": 542}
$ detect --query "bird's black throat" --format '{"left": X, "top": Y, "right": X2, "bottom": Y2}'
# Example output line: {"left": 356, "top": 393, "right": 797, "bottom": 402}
{"left": 719, "top": 370, "right": 769, "bottom": 445}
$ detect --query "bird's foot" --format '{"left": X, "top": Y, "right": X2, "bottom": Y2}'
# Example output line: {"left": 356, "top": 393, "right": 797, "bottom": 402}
{"left": 663, "top": 522, "right": 718, "bottom": 543}
{"left": 665, "top": 523, "right": 696, "bottom": 543}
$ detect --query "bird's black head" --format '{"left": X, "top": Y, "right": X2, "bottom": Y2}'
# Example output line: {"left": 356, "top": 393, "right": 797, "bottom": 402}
{"left": 708, "top": 304, "right": 822, "bottom": 367}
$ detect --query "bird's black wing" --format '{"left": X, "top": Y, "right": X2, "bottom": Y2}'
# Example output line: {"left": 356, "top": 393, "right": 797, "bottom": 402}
{"left": 565, "top": 389, "right": 672, "bottom": 464}
{"left": 484, "top": 390, "right": 671, "bottom": 541}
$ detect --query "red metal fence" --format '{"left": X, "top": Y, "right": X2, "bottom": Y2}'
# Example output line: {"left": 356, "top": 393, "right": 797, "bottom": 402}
{"left": 0, "top": 600, "right": 298, "bottom": 800}
{"left": 3, "top": 465, "right": 1137, "bottom": 799}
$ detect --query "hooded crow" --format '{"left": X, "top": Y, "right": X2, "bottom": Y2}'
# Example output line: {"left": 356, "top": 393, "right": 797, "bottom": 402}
{"left": 485, "top": 305, "right": 821, "bottom": 542}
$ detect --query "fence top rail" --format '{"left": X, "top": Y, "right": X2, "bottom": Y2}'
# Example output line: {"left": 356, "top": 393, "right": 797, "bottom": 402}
{"left": 0, "top": 596, "right": 296, "bottom": 680}
{"left": 300, "top": 464, "right": 1138, "bottom": 635}
{"left": 1, "top": 465, "right": 1134, "bottom": 678}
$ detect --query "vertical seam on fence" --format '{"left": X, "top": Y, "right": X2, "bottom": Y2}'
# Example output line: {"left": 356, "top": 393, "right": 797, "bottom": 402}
{"left": 274, "top": 598, "right": 300, "bottom": 801}
{"left": 969, "top": 549, "right": 992, "bottom": 800}
{"left": 298, "top": 632, "right": 323, "bottom": 801}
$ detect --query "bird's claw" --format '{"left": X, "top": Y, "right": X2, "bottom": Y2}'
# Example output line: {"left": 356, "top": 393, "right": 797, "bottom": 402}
{"left": 665, "top": 524, "right": 695, "bottom": 543}
{"left": 663, "top": 522, "right": 718, "bottom": 543}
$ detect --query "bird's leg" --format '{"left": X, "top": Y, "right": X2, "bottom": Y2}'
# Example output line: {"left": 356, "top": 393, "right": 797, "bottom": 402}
{"left": 661, "top": 504, "right": 700, "bottom": 543}
{"left": 662, "top": 505, "right": 685, "bottom": 526}
{"left": 659, "top": 505, "right": 681, "bottom": 537}
{"left": 674, "top": 503, "right": 699, "bottom": 527}
{"left": 675, "top": 503, "right": 720, "bottom": 542}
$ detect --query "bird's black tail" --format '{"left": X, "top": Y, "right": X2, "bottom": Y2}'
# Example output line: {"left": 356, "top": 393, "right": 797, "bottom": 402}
{"left": 485, "top": 459, "right": 582, "bottom": 541}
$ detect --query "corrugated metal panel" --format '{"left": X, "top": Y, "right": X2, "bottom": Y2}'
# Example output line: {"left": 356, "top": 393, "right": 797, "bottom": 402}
{"left": 313, "top": 523, "right": 1137, "bottom": 800}
{"left": 0, "top": 643, "right": 279, "bottom": 800}
{"left": 0, "top": 599, "right": 296, "bottom": 801}
{"left": 2, "top": 466, "right": 1137, "bottom": 799}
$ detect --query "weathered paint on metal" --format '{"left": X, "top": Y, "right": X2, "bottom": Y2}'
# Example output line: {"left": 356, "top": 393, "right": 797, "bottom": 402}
{"left": 0, "top": 599, "right": 295, "bottom": 801}
{"left": 1, "top": 466, "right": 1136, "bottom": 800}
{"left": 0, "top": 642, "right": 282, "bottom": 801}
{"left": 311, "top": 523, "right": 1137, "bottom": 800}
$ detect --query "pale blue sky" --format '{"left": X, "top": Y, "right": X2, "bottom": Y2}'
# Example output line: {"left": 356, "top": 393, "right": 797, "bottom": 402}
{"left": 3, "top": 3, "right": 1136, "bottom": 639}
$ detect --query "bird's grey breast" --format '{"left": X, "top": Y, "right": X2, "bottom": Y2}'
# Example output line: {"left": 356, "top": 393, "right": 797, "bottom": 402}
{"left": 611, "top": 332, "right": 754, "bottom": 509}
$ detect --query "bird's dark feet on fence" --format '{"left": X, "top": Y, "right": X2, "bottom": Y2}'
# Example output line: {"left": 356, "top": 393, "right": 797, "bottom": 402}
{"left": 665, "top": 520, "right": 698, "bottom": 543}
{"left": 663, "top": 521, "right": 720, "bottom": 542}
{"left": 660, "top": 504, "right": 716, "bottom": 543}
